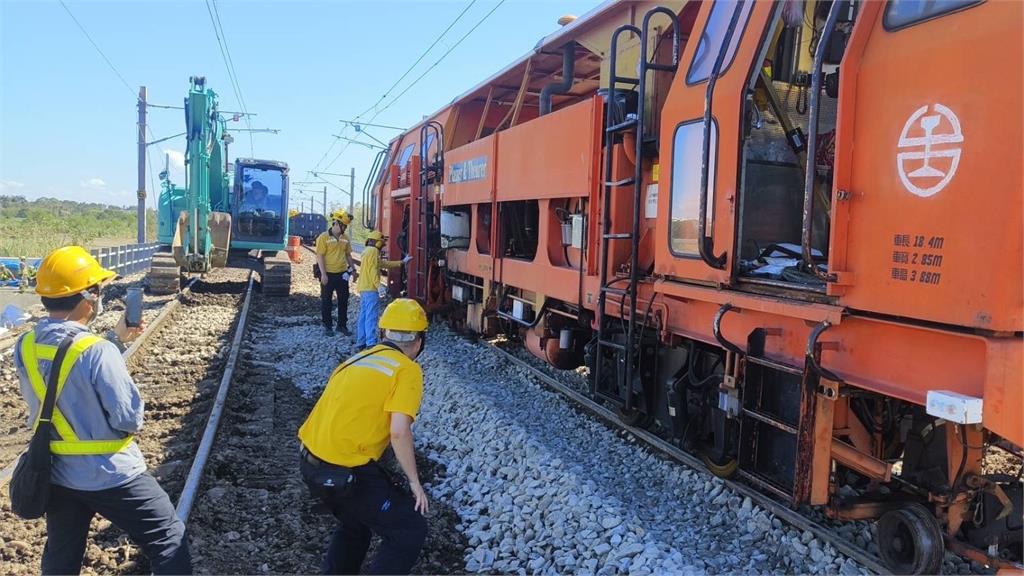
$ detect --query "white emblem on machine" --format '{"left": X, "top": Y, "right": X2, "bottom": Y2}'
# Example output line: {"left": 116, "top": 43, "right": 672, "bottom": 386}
{"left": 896, "top": 103, "right": 964, "bottom": 198}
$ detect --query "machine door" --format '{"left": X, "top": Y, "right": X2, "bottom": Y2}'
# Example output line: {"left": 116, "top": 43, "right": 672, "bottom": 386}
{"left": 833, "top": 0, "right": 1022, "bottom": 331}
{"left": 655, "top": 0, "right": 772, "bottom": 284}
{"left": 234, "top": 162, "right": 289, "bottom": 245}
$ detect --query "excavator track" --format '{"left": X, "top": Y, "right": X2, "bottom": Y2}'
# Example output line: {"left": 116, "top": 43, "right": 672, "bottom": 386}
{"left": 260, "top": 254, "right": 291, "bottom": 297}
{"left": 148, "top": 253, "right": 182, "bottom": 295}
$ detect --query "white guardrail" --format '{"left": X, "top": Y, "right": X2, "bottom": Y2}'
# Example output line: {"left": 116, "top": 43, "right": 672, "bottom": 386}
{"left": 90, "top": 243, "right": 161, "bottom": 277}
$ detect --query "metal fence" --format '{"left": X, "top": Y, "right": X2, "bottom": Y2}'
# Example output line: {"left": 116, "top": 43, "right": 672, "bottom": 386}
{"left": 90, "top": 243, "right": 160, "bottom": 277}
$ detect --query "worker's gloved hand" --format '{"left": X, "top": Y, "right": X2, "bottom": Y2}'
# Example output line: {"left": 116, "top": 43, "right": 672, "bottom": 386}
{"left": 114, "top": 314, "right": 144, "bottom": 344}
{"left": 342, "top": 272, "right": 350, "bottom": 282}
{"left": 402, "top": 255, "right": 413, "bottom": 264}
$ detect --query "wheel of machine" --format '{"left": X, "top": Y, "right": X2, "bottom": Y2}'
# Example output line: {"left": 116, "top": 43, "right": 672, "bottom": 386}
{"left": 702, "top": 453, "right": 738, "bottom": 479}
{"left": 876, "top": 503, "right": 945, "bottom": 575}
{"left": 148, "top": 254, "right": 181, "bottom": 295}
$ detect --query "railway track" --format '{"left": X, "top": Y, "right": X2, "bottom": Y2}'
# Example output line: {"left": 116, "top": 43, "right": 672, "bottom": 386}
{"left": 0, "top": 268, "right": 251, "bottom": 574}
{"left": 483, "top": 340, "right": 892, "bottom": 574}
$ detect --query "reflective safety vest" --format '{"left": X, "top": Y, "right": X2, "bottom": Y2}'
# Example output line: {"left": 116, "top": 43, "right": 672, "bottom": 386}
{"left": 20, "top": 332, "right": 134, "bottom": 455}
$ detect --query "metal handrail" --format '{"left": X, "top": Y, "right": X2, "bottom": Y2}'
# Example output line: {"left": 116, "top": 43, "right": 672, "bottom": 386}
{"left": 800, "top": 0, "right": 842, "bottom": 282}
{"left": 593, "top": 23, "right": 642, "bottom": 404}
{"left": 363, "top": 148, "right": 386, "bottom": 229}
{"left": 698, "top": 0, "right": 747, "bottom": 270}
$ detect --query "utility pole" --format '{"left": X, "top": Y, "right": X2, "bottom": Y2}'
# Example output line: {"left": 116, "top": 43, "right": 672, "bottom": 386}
{"left": 137, "top": 86, "right": 147, "bottom": 243}
{"left": 349, "top": 167, "right": 355, "bottom": 215}
{"left": 323, "top": 186, "right": 328, "bottom": 218}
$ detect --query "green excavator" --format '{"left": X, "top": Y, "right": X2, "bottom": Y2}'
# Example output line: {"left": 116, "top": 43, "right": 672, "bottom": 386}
{"left": 149, "top": 76, "right": 291, "bottom": 295}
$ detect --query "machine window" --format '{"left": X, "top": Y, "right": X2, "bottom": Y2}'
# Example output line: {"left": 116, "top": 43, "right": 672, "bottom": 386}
{"left": 669, "top": 120, "right": 717, "bottom": 256}
{"left": 687, "top": 0, "right": 754, "bottom": 85}
{"left": 884, "top": 0, "right": 982, "bottom": 30}
{"left": 238, "top": 167, "right": 284, "bottom": 217}
{"left": 396, "top": 143, "right": 415, "bottom": 170}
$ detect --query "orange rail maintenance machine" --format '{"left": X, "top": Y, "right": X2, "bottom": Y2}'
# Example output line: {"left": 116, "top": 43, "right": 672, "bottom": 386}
{"left": 363, "top": 1, "right": 1023, "bottom": 573}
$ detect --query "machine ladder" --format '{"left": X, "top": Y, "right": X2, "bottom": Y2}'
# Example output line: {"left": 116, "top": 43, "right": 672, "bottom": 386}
{"left": 414, "top": 121, "right": 444, "bottom": 304}
{"left": 593, "top": 8, "right": 680, "bottom": 412}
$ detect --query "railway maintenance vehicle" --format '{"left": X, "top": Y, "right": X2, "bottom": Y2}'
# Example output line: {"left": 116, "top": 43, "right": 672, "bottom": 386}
{"left": 149, "top": 76, "right": 292, "bottom": 296}
{"left": 363, "top": 0, "right": 1023, "bottom": 573}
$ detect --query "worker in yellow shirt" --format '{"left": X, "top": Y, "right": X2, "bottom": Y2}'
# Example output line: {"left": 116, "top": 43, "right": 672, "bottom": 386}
{"left": 354, "top": 230, "right": 410, "bottom": 349}
{"left": 315, "top": 210, "right": 355, "bottom": 336}
{"left": 298, "top": 298, "right": 429, "bottom": 575}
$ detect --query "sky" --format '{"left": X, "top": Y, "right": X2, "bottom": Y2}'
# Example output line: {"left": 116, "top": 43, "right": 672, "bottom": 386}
{"left": 0, "top": 0, "right": 602, "bottom": 211}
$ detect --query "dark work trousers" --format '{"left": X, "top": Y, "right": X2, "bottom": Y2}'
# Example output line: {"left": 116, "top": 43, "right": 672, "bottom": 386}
{"left": 321, "top": 272, "right": 350, "bottom": 330}
{"left": 299, "top": 453, "right": 426, "bottom": 575}
{"left": 42, "top": 472, "right": 191, "bottom": 575}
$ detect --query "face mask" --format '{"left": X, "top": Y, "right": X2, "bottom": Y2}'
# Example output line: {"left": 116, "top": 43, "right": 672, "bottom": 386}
{"left": 80, "top": 289, "right": 103, "bottom": 324}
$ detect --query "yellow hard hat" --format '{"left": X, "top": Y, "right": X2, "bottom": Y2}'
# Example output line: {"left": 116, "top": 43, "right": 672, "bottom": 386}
{"left": 331, "top": 209, "right": 352, "bottom": 226}
{"left": 379, "top": 298, "right": 428, "bottom": 333}
{"left": 35, "top": 246, "right": 116, "bottom": 298}
{"left": 367, "top": 230, "right": 384, "bottom": 243}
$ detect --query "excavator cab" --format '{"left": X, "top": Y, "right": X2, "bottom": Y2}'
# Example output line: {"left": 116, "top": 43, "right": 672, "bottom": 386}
{"left": 231, "top": 159, "right": 289, "bottom": 248}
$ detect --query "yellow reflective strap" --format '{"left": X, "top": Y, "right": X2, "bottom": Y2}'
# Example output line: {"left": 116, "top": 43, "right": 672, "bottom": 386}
{"left": 22, "top": 332, "right": 81, "bottom": 441}
{"left": 34, "top": 344, "right": 58, "bottom": 360}
{"left": 50, "top": 435, "right": 133, "bottom": 456}
{"left": 57, "top": 335, "right": 103, "bottom": 397}
{"left": 22, "top": 331, "right": 130, "bottom": 455}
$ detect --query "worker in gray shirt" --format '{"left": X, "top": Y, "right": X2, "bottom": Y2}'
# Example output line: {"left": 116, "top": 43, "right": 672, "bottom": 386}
{"left": 13, "top": 246, "right": 191, "bottom": 575}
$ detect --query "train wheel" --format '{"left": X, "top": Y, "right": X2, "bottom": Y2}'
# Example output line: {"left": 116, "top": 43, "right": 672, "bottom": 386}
{"left": 876, "top": 503, "right": 945, "bottom": 575}
{"left": 702, "top": 454, "right": 738, "bottom": 479}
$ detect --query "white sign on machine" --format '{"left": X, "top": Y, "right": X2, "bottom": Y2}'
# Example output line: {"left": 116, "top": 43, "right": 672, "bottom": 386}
{"left": 896, "top": 103, "right": 964, "bottom": 198}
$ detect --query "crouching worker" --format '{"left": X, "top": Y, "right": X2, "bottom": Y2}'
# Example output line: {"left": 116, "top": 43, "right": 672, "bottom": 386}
{"left": 298, "top": 298, "right": 429, "bottom": 575}
{"left": 13, "top": 246, "right": 191, "bottom": 575}
{"left": 354, "top": 230, "right": 410, "bottom": 350}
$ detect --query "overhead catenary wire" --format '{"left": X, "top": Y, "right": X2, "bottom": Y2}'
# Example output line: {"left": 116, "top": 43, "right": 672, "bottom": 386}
{"left": 312, "top": 0, "right": 481, "bottom": 172}
{"left": 204, "top": 0, "right": 255, "bottom": 156}
{"left": 58, "top": 0, "right": 138, "bottom": 101}
{"left": 58, "top": 0, "right": 166, "bottom": 219}
{"left": 322, "top": 0, "right": 507, "bottom": 172}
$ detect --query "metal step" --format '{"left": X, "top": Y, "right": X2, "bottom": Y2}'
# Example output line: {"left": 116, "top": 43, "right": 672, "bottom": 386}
{"left": 601, "top": 286, "right": 630, "bottom": 296}
{"left": 606, "top": 119, "right": 638, "bottom": 134}
{"left": 597, "top": 340, "right": 626, "bottom": 351}
{"left": 604, "top": 177, "right": 637, "bottom": 187}
{"left": 603, "top": 233, "right": 633, "bottom": 240}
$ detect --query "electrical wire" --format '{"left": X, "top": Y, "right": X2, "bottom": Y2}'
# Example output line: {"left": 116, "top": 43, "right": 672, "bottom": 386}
{"left": 58, "top": 0, "right": 138, "bottom": 101}
{"left": 321, "top": 0, "right": 506, "bottom": 172}
{"left": 204, "top": 0, "right": 254, "bottom": 156}
{"left": 313, "top": 0, "right": 478, "bottom": 172}
{"left": 210, "top": 0, "right": 254, "bottom": 156}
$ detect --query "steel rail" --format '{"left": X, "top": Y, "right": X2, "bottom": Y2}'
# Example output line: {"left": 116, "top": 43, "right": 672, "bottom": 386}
{"left": 0, "top": 277, "right": 200, "bottom": 486}
{"left": 175, "top": 271, "right": 254, "bottom": 523}
{"left": 484, "top": 341, "right": 890, "bottom": 575}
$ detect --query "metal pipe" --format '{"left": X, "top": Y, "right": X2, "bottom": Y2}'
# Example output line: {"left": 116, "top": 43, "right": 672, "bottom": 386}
{"left": 806, "top": 320, "right": 843, "bottom": 382}
{"left": 698, "top": 0, "right": 747, "bottom": 270}
{"left": 713, "top": 303, "right": 744, "bottom": 355}
{"left": 801, "top": 0, "right": 842, "bottom": 282}
{"left": 539, "top": 41, "right": 576, "bottom": 116}
{"left": 175, "top": 272, "right": 255, "bottom": 523}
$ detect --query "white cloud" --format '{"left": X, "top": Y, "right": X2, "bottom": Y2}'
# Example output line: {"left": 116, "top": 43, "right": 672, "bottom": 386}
{"left": 166, "top": 150, "right": 186, "bottom": 171}
{"left": 0, "top": 179, "right": 25, "bottom": 190}
{"left": 81, "top": 178, "right": 107, "bottom": 190}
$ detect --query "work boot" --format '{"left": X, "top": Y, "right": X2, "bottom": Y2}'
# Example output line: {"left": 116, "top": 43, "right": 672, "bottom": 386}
{"left": 324, "top": 326, "right": 335, "bottom": 336}
{"left": 338, "top": 325, "right": 351, "bottom": 336}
